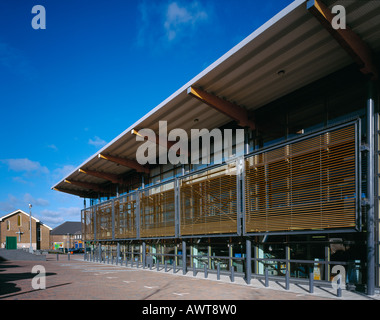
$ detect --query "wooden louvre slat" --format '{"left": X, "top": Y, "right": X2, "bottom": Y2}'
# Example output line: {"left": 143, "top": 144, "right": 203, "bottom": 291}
{"left": 115, "top": 193, "right": 138, "bottom": 239}
{"left": 180, "top": 164, "right": 238, "bottom": 236}
{"left": 245, "top": 124, "right": 357, "bottom": 233}
{"left": 139, "top": 182, "right": 176, "bottom": 238}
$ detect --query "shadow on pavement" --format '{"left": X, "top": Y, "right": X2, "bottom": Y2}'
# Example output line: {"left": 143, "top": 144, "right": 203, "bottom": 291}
{"left": 0, "top": 261, "right": 57, "bottom": 297}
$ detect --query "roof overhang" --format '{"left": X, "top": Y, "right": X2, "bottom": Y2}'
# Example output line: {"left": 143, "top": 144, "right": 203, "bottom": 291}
{"left": 52, "top": 0, "right": 380, "bottom": 198}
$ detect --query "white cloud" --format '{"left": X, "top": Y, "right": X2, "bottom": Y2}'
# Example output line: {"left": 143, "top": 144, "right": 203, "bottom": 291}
{"left": 47, "top": 144, "right": 58, "bottom": 151}
{"left": 0, "top": 193, "right": 50, "bottom": 214}
{"left": 12, "top": 176, "right": 29, "bottom": 184}
{"left": 137, "top": 0, "right": 212, "bottom": 47}
{"left": 39, "top": 207, "right": 81, "bottom": 227}
{"left": 1, "top": 158, "right": 49, "bottom": 175}
{"left": 164, "top": 1, "right": 208, "bottom": 41}
{"left": 0, "top": 41, "right": 36, "bottom": 80}
{"left": 52, "top": 165, "right": 76, "bottom": 182}
{"left": 88, "top": 136, "right": 107, "bottom": 148}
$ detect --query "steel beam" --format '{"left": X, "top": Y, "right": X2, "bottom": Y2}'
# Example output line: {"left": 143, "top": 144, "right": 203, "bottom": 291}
{"left": 187, "top": 86, "right": 256, "bottom": 130}
{"left": 307, "top": 0, "right": 378, "bottom": 80}
{"left": 78, "top": 168, "right": 122, "bottom": 184}
{"left": 98, "top": 153, "right": 150, "bottom": 174}
{"left": 64, "top": 179, "right": 107, "bottom": 193}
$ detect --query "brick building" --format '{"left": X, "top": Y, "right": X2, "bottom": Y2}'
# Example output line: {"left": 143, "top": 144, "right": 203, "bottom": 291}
{"left": 50, "top": 221, "right": 83, "bottom": 251}
{"left": 0, "top": 209, "right": 52, "bottom": 250}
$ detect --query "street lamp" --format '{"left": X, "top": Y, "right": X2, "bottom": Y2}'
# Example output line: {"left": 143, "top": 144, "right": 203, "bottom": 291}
{"left": 29, "top": 204, "right": 33, "bottom": 253}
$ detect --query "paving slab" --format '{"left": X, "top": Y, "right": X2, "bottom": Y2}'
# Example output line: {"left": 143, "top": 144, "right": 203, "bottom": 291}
{"left": 0, "top": 254, "right": 378, "bottom": 301}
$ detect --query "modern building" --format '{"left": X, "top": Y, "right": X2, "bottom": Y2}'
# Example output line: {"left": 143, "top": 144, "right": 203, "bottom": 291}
{"left": 0, "top": 209, "right": 52, "bottom": 250}
{"left": 52, "top": 0, "right": 380, "bottom": 294}
{"left": 50, "top": 221, "right": 83, "bottom": 251}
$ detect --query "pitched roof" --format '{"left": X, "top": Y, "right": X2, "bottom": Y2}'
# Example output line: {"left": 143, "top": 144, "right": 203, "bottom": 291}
{"left": 0, "top": 209, "right": 52, "bottom": 230}
{"left": 51, "top": 221, "right": 81, "bottom": 235}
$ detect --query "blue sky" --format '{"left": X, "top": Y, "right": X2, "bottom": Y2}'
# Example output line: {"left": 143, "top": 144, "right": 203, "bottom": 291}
{"left": 0, "top": 0, "right": 292, "bottom": 228}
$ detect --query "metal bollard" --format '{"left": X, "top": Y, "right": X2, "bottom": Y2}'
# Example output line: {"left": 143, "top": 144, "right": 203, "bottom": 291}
{"left": 193, "top": 264, "right": 196, "bottom": 276}
{"left": 309, "top": 272, "right": 314, "bottom": 294}
{"left": 173, "top": 261, "right": 176, "bottom": 273}
{"left": 112, "top": 255, "right": 114, "bottom": 265}
{"left": 68, "top": 253, "right": 70, "bottom": 261}
{"left": 230, "top": 265, "right": 235, "bottom": 282}
{"left": 204, "top": 264, "right": 208, "bottom": 279}
{"left": 265, "top": 268, "right": 269, "bottom": 287}
{"left": 157, "top": 261, "right": 160, "bottom": 271}
{"left": 285, "top": 270, "right": 289, "bottom": 290}
{"left": 337, "top": 276, "right": 342, "bottom": 297}
{"left": 56, "top": 253, "right": 59, "bottom": 261}
{"left": 217, "top": 263, "right": 220, "bottom": 280}
{"left": 165, "top": 261, "right": 168, "bottom": 272}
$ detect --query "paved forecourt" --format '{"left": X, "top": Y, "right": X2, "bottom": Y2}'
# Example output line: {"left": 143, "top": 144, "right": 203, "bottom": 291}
{"left": 0, "top": 254, "right": 376, "bottom": 300}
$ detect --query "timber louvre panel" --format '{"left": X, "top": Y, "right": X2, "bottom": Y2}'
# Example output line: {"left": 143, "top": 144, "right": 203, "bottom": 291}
{"left": 245, "top": 124, "right": 357, "bottom": 233}
{"left": 139, "top": 181, "right": 176, "bottom": 238}
{"left": 180, "top": 163, "right": 238, "bottom": 236}
{"left": 96, "top": 201, "right": 113, "bottom": 239}
{"left": 81, "top": 207, "right": 95, "bottom": 241}
{"left": 115, "top": 193, "right": 138, "bottom": 239}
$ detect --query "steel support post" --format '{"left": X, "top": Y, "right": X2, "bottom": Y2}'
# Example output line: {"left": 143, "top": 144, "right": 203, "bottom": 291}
{"left": 367, "top": 80, "right": 376, "bottom": 296}
{"left": 112, "top": 199, "right": 115, "bottom": 240}
{"left": 182, "top": 241, "right": 187, "bottom": 275}
{"left": 246, "top": 239, "right": 252, "bottom": 284}
{"left": 337, "top": 276, "right": 342, "bottom": 298}
{"left": 117, "top": 243, "right": 120, "bottom": 265}
{"left": 309, "top": 272, "right": 314, "bottom": 294}
{"left": 285, "top": 270, "right": 290, "bottom": 290}
{"left": 230, "top": 264, "right": 235, "bottom": 282}
{"left": 142, "top": 242, "right": 146, "bottom": 268}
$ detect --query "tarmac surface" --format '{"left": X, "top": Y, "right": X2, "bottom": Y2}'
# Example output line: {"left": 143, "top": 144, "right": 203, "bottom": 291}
{"left": 0, "top": 254, "right": 378, "bottom": 301}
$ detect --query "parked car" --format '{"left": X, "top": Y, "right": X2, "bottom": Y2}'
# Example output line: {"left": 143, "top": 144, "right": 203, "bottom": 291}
{"left": 68, "top": 248, "right": 82, "bottom": 254}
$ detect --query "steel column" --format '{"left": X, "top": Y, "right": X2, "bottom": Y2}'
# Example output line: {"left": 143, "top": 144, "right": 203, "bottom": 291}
{"left": 117, "top": 242, "right": 120, "bottom": 265}
{"left": 182, "top": 241, "right": 187, "bottom": 275}
{"left": 246, "top": 239, "right": 252, "bottom": 284}
{"left": 142, "top": 242, "right": 146, "bottom": 268}
{"left": 367, "top": 80, "right": 376, "bottom": 296}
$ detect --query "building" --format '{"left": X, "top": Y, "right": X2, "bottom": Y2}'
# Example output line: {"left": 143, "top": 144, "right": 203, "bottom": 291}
{"left": 0, "top": 209, "right": 52, "bottom": 250}
{"left": 52, "top": 0, "right": 380, "bottom": 294}
{"left": 50, "top": 221, "right": 83, "bottom": 251}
